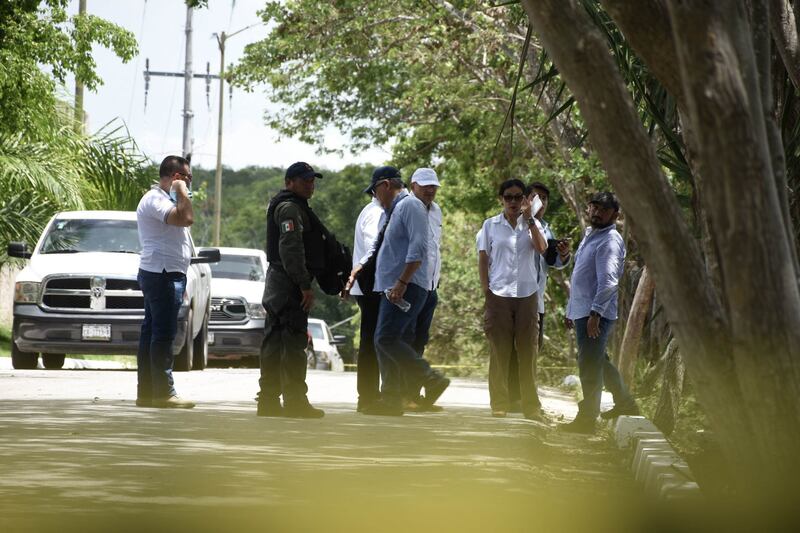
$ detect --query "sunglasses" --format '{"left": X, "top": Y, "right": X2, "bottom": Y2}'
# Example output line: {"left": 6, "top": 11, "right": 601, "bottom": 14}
{"left": 176, "top": 171, "right": 193, "bottom": 180}
{"left": 502, "top": 193, "right": 524, "bottom": 202}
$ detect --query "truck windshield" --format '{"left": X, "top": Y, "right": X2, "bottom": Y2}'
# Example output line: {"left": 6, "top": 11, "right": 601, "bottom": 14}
{"left": 209, "top": 255, "right": 265, "bottom": 282}
{"left": 308, "top": 322, "right": 324, "bottom": 340}
{"left": 40, "top": 219, "right": 141, "bottom": 254}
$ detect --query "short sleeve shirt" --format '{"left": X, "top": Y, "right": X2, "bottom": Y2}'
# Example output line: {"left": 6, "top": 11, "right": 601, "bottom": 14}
{"left": 477, "top": 213, "right": 542, "bottom": 298}
{"left": 136, "top": 186, "right": 192, "bottom": 274}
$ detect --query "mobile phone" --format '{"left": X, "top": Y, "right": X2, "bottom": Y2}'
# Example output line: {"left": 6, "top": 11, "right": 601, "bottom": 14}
{"left": 531, "top": 194, "right": 543, "bottom": 215}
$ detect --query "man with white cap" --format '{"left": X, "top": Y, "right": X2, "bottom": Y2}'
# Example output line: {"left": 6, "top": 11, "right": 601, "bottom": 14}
{"left": 406, "top": 167, "right": 445, "bottom": 411}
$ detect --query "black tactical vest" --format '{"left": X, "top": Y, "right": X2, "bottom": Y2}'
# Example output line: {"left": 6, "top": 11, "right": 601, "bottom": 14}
{"left": 266, "top": 190, "right": 326, "bottom": 275}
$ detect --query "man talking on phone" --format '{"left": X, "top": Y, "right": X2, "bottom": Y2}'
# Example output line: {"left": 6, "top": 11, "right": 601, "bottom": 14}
{"left": 135, "top": 155, "right": 195, "bottom": 409}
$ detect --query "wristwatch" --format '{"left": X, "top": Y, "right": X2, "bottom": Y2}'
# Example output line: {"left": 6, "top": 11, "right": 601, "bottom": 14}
{"left": 589, "top": 310, "right": 601, "bottom": 318}
{"left": 527, "top": 217, "right": 536, "bottom": 226}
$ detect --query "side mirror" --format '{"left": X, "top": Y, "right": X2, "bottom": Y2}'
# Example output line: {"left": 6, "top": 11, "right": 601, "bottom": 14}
{"left": 8, "top": 242, "right": 32, "bottom": 259}
{"left": 330, "top": 335, "right": 347, "bottom": 346}
{"left": 191, "top": 248, "right": 221, "bottom": 264}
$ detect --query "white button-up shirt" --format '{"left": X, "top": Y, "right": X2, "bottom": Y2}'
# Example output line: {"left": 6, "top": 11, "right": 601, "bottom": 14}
{"left": 136, "top": 185, "right": 192, "bottom": 274}
{"left": 350, "top": 197, "right": 384, "bottom": 296}
{"left": 477, "top": 213, "right": 543, "bottom": 298}
{"left": 536, "top": 219, "right": 569, "bottom": 314}
{"left": 416, "top": 197, "right": 442, "bottom": 290}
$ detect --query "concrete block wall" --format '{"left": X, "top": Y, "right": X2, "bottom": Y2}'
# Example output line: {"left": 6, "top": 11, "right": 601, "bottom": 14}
{"left": 613, "top": 416, "right": 700, "bottom": 500}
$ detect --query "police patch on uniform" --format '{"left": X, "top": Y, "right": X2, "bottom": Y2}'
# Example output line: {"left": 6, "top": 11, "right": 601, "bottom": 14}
{"left": 281, "top": 220, "right": 295, "bottom": 233}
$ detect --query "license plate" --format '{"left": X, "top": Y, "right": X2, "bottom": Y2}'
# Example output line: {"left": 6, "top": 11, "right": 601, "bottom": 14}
{"left": 82, "top": 324, "right": 111, "bottom": 341}
{"left": 207, "top": 332, "right": 215, "bottom": 345}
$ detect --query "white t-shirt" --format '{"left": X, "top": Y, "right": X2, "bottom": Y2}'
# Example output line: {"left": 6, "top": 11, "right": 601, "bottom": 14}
{"left": 136, "top": 186, "right": 192, "bottom": 274}
{"left": 350, "top": 198, "right": 384, "bottom": 296}
{"left": 477, "top": 213, "right": 543, "bottom": 298}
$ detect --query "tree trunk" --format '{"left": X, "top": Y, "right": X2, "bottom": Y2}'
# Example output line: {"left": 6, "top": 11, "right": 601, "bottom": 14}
{"left": 521, "top": 0, "right": 800, "bottom": 496}
{"left": 653, "top": 338, "right": 684, "bottom": 436}
{"left": 617, "top": 266, "right": 656, "bottom": 388}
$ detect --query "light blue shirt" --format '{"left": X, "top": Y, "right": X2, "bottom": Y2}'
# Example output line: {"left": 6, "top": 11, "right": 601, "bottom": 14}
{"left": 375, "top": 190, "right": 430, "bottom": 292}
{"left": 566, "top": 224, "right": 625, "bottom": 321}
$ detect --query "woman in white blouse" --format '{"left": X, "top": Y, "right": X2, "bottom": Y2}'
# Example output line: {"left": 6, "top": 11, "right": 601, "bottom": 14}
{"left": 477, "top": 179, "right": 547, "bottom": 419}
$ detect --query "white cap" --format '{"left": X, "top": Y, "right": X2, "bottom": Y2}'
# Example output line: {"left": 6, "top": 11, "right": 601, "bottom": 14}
{"left": 410, "top": 168, "right": 440, "bottom": 187}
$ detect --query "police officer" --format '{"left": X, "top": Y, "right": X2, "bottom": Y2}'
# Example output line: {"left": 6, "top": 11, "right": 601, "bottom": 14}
{"left": 258, "top": 162, "right": 326, "bottom": 418}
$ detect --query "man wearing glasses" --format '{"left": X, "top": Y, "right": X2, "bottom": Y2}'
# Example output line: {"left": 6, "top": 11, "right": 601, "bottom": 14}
{"left": 135, "top": 155, "right": 196, "bottom": 409}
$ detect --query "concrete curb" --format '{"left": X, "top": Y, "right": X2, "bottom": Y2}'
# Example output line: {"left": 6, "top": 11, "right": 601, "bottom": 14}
{"left": 611, "top": 415, "right": 701, "bottom": 500}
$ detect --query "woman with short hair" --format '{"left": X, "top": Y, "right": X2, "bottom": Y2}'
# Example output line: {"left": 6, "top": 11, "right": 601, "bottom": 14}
{"left": 477, "top": 179, "right": 547, "bottom": 419}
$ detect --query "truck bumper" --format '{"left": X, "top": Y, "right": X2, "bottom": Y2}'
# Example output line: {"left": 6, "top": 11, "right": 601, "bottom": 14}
{"left": 208, "top": 319, "right": 266, "bottom": 357}
{"left": 12, "top": 304, "right": 189, "bottom": 356}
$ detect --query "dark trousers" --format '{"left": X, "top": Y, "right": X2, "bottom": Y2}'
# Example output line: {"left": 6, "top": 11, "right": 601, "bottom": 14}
{"left": 259, "top": 284, "right": 309, "bottom": 406}
{"left": 484, "top": 292, "right": 541, "bottom": 413}
{"left": 355, "top": 292, "right": 382, "bottom": 404}
{"left": 509, "top": 312, "right": 544, "bottom": 404}
{"left": 407, "top": 289, "right": 438, "bottom": 397}
{"left": 573, "top": 316, "right": 634, "bottom": 420}
{"left": 374, "top": 283, "right": 436, "bottom": 404}
{"left": 136, "top": 269, "right": 186, "bottom": 400}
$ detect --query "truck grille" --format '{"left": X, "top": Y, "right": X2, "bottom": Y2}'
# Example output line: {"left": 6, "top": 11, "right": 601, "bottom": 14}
{"left": 41, "top": 276, "right": 144, "bottom": 313}
{"left": 210, "top": 297, "right": 247, "bottom": 323}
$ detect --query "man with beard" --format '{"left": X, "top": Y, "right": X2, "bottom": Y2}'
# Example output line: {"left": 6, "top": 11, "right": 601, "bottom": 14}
{"left": 560, "top": 192, "right": 639, "bottom": 434}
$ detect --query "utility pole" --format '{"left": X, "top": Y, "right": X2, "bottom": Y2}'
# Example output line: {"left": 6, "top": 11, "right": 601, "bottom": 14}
{"left": 212, "top": 31, "right": 225, "bottom": 247}
{"left": 212, "top": 23, "right": 258, "bottom": 246}
{"left": 143, "top": 4, "right": 218, "bottom": 162}
{"left": 182, "top": 6, "right": 193, "bottom": 160}
{"left": 74, "top": 0, "right": 87, "bottom": 132}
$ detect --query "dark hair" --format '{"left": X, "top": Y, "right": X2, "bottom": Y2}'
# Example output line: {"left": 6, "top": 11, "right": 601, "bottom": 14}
{"left": 527, "top": 181, "right": 550, "bottom": 198}
{"left": 159, "top": 155, "right": 190, "bottom": 179}
{"left": 498, "top": 179, "right": 526, "bottom": 196}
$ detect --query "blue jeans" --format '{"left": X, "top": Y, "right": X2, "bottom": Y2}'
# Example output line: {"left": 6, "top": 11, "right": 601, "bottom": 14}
{"left": 407, "top": 289, "right": 438, "bottom": 396}
{"left": 137, "top": 269, "right": 186, "bottom": 400}
{"left": 374, "top": 283, "right": 436, "bottom": 404}
{"left": 574, "top": 316, "right": 634, "bottom": 420}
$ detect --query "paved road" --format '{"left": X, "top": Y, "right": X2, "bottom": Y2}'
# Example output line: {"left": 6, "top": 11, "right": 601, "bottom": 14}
{"left": 0, "top": 367, "right": 643, "bottom": 533}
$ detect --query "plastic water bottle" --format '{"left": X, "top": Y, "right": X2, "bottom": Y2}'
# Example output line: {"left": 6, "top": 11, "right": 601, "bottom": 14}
{"left": 384, "top": 289, "right": 411, "bottom": 312}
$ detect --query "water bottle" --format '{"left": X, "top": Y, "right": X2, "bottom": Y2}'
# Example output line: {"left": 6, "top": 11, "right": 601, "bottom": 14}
{"left": 384, "top": 289, "right": 411, "bottom": 312}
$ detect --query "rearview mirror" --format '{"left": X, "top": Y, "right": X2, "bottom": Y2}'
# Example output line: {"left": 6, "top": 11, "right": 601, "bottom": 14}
{"left": 8, "top": 242, "right": 32, "bottom": 259}
{"left": 191, "top": 248, "right": 221, "bottom": 264}
{"left": 330, "top": 335, "right": 347, "bottom": 346}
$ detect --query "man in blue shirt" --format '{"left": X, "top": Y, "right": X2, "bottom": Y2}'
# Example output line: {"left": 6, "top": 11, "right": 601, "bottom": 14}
{"left": 561, "top": 192, "right": 639, "bottom": 434}
{"left": 359, "top": 170, "right": 450, "bottom": 416}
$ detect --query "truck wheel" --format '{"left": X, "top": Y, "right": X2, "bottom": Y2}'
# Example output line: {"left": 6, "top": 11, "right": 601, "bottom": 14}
{"left": 191, "top": 310, "right": 209, "bottom": 371}
{"left": 173, "top": 308, "right": 194, "bottom": 372}
{"left": 11, "top": 333, "right": 38, "bottom": 370}
{"left": 42, "top": 354, "right": 66, "bottom": 369}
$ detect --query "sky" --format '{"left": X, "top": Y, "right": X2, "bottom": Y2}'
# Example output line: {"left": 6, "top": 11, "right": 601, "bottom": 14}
{"left": 64, "top": 0, "right": 390, "bottom": 171}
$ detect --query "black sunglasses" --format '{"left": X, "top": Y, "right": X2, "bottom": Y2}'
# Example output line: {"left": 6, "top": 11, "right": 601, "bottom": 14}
{"left": 502, "top": 193, "right": 524, "bottom": 202}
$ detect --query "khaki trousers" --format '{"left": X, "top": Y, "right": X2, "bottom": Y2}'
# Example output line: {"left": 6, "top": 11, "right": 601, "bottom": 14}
{"left": 484, "top": 291, "right": 541, "bottom": 413}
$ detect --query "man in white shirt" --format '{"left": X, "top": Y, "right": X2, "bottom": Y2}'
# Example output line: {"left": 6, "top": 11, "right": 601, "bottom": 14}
{"left": 349, "top": 167, "right": 391, "bottom": 412}
{"left": 406, "top": 168, "right": 445, "bottom": 411}
{"left": 135, "top": 155, "right": 195, "bottom": 409}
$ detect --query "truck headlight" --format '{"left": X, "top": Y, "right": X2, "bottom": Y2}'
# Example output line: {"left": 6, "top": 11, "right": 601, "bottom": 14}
{"left": 247, "top": 303, "right": 267, "bottom": 319}
{"left": 14, "top": 281, "right": 41, "bottom": 303}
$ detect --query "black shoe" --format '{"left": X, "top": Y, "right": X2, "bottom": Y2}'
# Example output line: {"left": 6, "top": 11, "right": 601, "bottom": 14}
{"left": 283, "top": 402, "right": 325, "bottom": 419}
{"left": 508, "top": 400, "right": 523, "bottom": 414}
{"left": 423, "top": 375, "right": 450, "bottom": 406}
{"left": 558, "top": 418, "right": 596, "bottom": 434}
{"left": 257, "top": 400, "right": 284, "bottom": 417}
{"left": 600, "top": 403, "right": 640, "bottom": 420}
{"left": 363, "top": 399, "right": 404, "bottom": 416}
{"left": 357, "top": 398, "right": 379, "bottom": 413}
{"left": 135, "top": 398, "right": 152, "bottom": 408}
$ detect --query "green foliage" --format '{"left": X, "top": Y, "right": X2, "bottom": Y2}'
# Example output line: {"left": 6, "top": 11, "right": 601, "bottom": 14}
{"left": 0, "top": 1, "right": 150, "bottom": 265}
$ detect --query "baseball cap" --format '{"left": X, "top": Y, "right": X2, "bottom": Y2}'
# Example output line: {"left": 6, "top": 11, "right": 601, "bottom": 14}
{"left": 589, "top": 191, "right": 620, "bottom": 212}
{"left": 410, "top": 168, "right": 440, "bottom": 187}
{"left": 286, "top": 161, "right": 323, "bottom": 180}
{"left": 363, "top": 165, "right": 401, "bottom": 195}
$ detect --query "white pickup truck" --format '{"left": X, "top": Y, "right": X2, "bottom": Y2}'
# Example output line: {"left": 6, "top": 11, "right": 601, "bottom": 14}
{"left": 7, "top": 210, "right": 218, "bottom": 371}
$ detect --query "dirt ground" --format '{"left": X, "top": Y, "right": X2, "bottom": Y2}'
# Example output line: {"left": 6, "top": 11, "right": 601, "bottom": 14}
{"left": 0, "top": 367, "right": 650, "bottom": 533}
